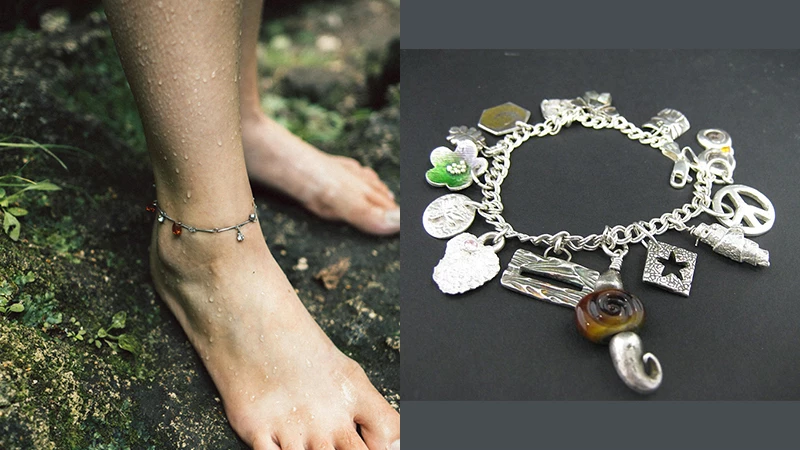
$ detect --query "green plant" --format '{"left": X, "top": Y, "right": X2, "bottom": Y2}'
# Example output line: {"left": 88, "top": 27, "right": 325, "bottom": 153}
{"left": 0, "top": 279, "right": 25, "bottom": 315}
{"left": 0, "top": 177, "right": 61, "bottom": 241}
{"left": 89, "top": 311, "right": 142, "bottom": 356}
{"left": 0, "top": 271, "right": 35, "bottom": 315}
{"left": 0, "top": 136, "right": 76, "bottom": 241}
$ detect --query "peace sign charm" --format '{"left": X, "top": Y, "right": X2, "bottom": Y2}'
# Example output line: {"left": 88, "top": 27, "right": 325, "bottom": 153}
{"left": 711, "top": 185, "right": 775, "bottom": 236}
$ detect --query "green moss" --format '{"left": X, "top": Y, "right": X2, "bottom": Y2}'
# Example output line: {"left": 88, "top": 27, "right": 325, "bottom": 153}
{"left": 261, "top": 94, "right": 345, "bottom": 146}
{"left": 0, "top": 320, "right": 149, "bottom": 449}
{"left": 31, "top": 216, "right": 84, "bottom": 263}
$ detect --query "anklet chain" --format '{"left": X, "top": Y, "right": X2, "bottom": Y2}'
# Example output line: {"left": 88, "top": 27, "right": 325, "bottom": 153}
{"left": 146, "top": 199, "right": 258, "bottom": 242}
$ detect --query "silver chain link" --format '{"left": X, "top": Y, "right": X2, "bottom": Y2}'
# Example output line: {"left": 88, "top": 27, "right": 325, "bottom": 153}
{"left": 473, "top": 107, "right": 717, "bottom": 254}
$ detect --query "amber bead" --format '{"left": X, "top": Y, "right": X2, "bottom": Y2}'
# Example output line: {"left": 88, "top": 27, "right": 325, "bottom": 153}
{"left": 172, "top": 222, "right": 182, "bottom": 236}
{"left": 575, "top": 289, "right": 645, "bottom": 344}
{"left": 145, "top": 205, "right": 156, "bottom": 213}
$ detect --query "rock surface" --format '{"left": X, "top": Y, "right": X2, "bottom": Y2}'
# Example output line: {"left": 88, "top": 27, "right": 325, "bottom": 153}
{"left": 0, "top": 2, "right": 399, "bottom": 448}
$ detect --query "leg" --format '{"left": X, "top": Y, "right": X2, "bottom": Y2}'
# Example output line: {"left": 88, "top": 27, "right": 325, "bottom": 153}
{"left": 103, "top": 1, "right": 400, "bottom": 448}
{"left": 239, "top": 0, "right": 400, "bottom": 236}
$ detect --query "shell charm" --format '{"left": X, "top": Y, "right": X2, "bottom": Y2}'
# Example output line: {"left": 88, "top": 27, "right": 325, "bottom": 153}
{"left": 432, "top": 233, "right": 501, "bottom": 295}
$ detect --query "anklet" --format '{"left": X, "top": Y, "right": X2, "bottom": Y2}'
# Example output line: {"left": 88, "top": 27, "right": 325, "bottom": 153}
{"left": 422, "top": 91, "right": 775, "bottom": 394}
{"left": 146, "top": 199, "right": 258, "bottom": 242}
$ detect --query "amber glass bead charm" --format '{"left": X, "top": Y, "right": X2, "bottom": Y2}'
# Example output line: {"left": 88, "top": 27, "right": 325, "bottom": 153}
{"left": 575, "top": 288, "right": 645, "bottom": 344}
{"left": 172, "top": 222, "right": 182, "bottom": 236}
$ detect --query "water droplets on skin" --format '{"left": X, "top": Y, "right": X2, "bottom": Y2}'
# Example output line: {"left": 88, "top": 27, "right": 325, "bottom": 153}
{"left": 175, "top": 168, "right": 180, "bottom": 174}
{"left": 173, "top": 74, "right": 177, "bottom": 80}
{"left": 208, "top": 296, "right": 214, "bottom": 303}
{"left": 209, "top": 336, "right": 214, "bottom": 343}
{"left": 211, "top": 70, "right": 216, "bottom": 79}
{"left": 217, "top": 307, "right": 222, "bottom": 313}
{"left": 217, "top": 138, "right": 222, "bottom": 146}
{"left": 250, "top": 395, "right": 255, "bottom": 402}
{"left": 187, "top": 191, "right": 191, "bottom": 199}
{"left": 259, "top": 335, "right": 265, "bottom": 343}
{"left": 157, "top": 80, "right": 162, "bottom": 86}
{"left": 183, "top": 154, "right": 189, "bottom": 160}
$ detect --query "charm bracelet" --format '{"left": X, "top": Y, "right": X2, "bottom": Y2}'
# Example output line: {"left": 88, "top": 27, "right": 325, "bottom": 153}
{"left": 421, "top": 91, "right": 775, "bottom": 394}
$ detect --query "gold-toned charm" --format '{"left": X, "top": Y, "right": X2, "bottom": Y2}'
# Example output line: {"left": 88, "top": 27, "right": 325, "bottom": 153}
{"left": 477, "top": 102, "right": 531, "bottom": 136}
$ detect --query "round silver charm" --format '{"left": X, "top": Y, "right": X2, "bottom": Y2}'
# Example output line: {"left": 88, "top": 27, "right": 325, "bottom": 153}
{"left": 712, "top": 184, "right": 775, "bottom": 236}
{"left": 697, "top": 128, "right": 732, "bottom": 149}
{"left": 422, "top": 194, "right": 477, "bottom": 239}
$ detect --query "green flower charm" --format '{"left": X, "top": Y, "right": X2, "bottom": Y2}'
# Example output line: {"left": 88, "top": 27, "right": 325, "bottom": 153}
{"left": 425, "top": 140, "right": 488, "bottom": 191}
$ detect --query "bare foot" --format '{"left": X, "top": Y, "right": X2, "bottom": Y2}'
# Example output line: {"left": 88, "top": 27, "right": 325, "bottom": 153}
{"left": 150, "top": 218, "right": 400, "bottom": 449}
{"left": 241, "top": 113, "right": 400, "bottom": 235}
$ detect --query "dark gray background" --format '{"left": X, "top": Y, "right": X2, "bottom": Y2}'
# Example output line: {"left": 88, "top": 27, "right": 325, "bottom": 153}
{"left": 401, "top": 50, "right": 800, "bottom": 402}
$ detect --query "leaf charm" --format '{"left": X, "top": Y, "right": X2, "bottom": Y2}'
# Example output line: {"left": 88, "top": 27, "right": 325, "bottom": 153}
{"left": 425, "top": 140, "right": 488, "bottom": 191}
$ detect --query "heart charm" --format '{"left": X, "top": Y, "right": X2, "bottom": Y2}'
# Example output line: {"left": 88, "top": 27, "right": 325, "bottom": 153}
{"left": 432, "top": 233, "right": 501, "bottom": 295}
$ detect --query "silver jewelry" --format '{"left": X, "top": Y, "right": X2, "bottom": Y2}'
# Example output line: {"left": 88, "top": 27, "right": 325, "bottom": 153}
{"left": 147, "top": 199, "right": 258, "bottom": 242}
{"left": 421, "top": 91, "right": 776, "bottom": 395}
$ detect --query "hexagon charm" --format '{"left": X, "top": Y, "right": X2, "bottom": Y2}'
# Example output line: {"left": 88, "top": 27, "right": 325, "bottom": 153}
{"left": 477, "top": 102, "right": 531, "bottom": 136}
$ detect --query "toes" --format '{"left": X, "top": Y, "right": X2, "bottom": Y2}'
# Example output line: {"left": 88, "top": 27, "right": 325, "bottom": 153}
{"left": 354, "top": 393, "right": 400, "bottom": 450}
{"left": 252, "top": 433, "right": 280, "bottom": 450}
{"left": 333, "top": 427, "right": 369, "bottom": 450}
{"left": 306, "top": 435, "right": 336, "bottom": 450}
{"left": 275, "top": 432, "right": 305, "bottom": 450}
{"left": 359, "top": 167, "right": 395, "bottom": 201}
{"left": 335, "top": 156, "right": 395, "bottom": 201}
{"left": 365, "top": 188, "right": 398, "bottom": 210}
{"left": 345, "top": 205, "right": 400, "bottom": 236}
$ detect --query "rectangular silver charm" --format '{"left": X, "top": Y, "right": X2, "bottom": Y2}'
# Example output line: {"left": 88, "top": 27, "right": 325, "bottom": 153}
{"left": 500, "top": 249, "right": 599, "bottom": 308}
